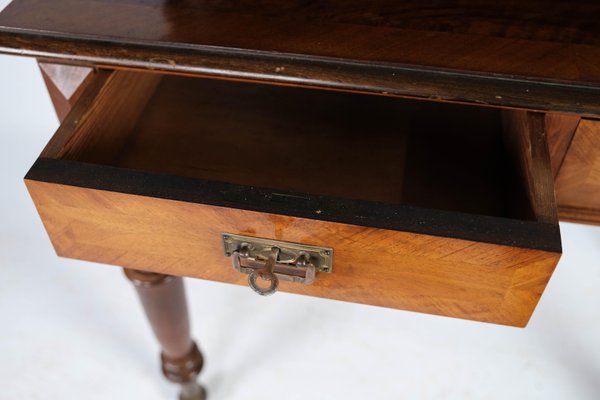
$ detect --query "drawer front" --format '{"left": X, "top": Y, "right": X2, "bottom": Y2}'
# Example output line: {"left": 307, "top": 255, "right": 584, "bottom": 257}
{"left": 26, "top": 179, "right": 559, "bottom": 327}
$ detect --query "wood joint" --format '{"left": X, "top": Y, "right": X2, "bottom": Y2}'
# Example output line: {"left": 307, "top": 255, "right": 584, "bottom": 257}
{"left": 161, "top": 342, "right": 204, "bottom": 384}
{"left": 124, "top": 268, "right": 174, "bottom": 287}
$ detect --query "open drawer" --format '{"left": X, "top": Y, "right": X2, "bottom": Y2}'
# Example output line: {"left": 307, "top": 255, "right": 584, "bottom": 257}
{"left": 25, "top": 70, "right": 562, "bottom": 327}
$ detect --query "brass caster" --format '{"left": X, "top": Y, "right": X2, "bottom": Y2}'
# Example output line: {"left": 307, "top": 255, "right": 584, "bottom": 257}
{"left": 179, "top": 381, "right": 207, "bottom": 400}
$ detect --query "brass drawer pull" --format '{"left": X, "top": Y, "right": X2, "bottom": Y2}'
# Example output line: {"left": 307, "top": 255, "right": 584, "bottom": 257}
{"left": 246, "top": 246, "right": 281, "bottom": 296}
{"left": 222, "top": 233, "right": 333, "bottom": 296}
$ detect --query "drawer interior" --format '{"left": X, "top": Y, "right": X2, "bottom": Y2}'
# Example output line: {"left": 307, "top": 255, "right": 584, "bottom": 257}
{"left": 36, "top": 70, "right": 560, "bottom": 250}
{"left": 116, "top": 78, "right": 521, "bottom": 219}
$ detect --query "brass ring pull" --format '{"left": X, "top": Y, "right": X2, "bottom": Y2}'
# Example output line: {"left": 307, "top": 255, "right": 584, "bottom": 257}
{"left": 248, "top": 247, "right": 280, "bottom": 296}
{"left": 224, "top": 233, "right": 333, "bottom": 296}
{"left": 248, "top": 270, "right": 278, "bottom": 296}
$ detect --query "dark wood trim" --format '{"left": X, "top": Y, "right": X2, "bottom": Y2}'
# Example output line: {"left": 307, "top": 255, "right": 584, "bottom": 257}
{"left": 0, "top": 31, "right": 599, "bottom": 116}
{"left": 26, "top": 157, "right": 562, "bottom": 253}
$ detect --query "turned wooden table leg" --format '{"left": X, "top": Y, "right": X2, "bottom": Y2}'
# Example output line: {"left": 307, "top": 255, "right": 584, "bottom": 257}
{"left": 124, "top": 269, "right": 206, "bottom": 400}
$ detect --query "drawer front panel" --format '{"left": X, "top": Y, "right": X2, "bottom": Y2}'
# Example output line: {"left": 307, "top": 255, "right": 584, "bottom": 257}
{"left": 26, "top": 179, "right": 559, "bottom": 327}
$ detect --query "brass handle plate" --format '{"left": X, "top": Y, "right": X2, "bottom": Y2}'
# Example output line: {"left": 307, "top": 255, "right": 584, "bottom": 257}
{"left": 221, "top": 233, "right": 333, "bottom": 296}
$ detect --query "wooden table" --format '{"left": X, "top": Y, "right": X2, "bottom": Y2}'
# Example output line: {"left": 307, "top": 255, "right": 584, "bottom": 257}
{"left": 1, "top": 1, "right": 598, "bottom": 398}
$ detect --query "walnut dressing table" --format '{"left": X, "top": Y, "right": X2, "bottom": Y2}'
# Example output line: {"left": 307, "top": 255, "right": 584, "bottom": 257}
{"left": 1, "top": 1, "right": 599, "bottom": 398}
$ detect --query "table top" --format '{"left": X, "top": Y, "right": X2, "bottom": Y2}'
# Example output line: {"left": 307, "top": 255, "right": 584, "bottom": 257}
{"left": 1, "top": 0, "right": 600, "bottom": 115}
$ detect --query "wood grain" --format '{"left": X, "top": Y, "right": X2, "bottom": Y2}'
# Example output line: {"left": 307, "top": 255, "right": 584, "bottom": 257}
{"left": 38, "top": 61, "right": 95, "bottom": 122}
{"left": 545, "top": 113, "right": 581, "bottom": 178}
{"left": 110, "top": 75, "right": 411, "bottom": 205}
{"left": 2, "top": 0, "right": 600, "bottom": 115}
{"left": 108, "top": 75, "right": 517, "bottom": 218}
{"left": 26, "top": 179, "right": 560, "bottom": 327}
{"left": 41, "top": 70, "right": 161, "bottom": 162}
{"left": 555, "top": 119, "right": 600, "bottom": 224}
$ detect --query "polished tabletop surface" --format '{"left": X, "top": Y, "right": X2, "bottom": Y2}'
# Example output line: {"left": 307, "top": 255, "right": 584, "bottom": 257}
{"left": 1, "top": 0, "right": 600, "bottom": 114}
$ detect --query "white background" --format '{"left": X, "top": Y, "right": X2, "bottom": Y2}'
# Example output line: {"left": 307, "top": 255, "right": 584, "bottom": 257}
{"left": 0, "top": 5, "right": 599, "bottom": 399}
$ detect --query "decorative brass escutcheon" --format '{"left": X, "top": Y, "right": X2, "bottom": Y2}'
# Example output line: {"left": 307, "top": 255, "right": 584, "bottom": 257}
{"left": 221, "top": 233, "right": 333, "bottom": 296}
